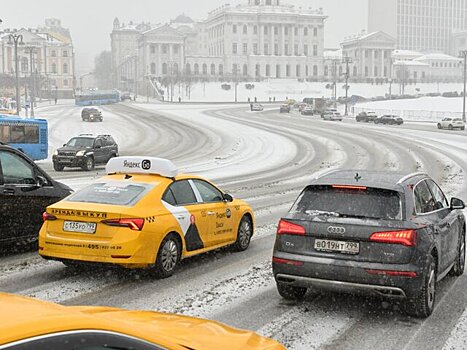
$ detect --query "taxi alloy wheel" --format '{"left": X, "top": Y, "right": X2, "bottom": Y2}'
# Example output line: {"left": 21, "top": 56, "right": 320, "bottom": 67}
{"left": 233, "top": 216, "right": 252, "bottom": 251}
{"left": 154, "top": 234, "right": 180, "bottom": 278}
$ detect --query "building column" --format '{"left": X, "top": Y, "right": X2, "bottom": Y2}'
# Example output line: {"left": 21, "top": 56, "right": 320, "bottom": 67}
{"left": 280, "top": 25, "right": 285, "bottom": 55}
{"left": 259, "top": 24, "right": 264, "bottom": 54}
{"left": 381, "top": 49, "right": 385, "bottom": 78}
{"left": 271, "top": 24, "right": 275, "bottom": 55}
{"left": 157, "top": 44, "right": 162, "bottom": 76}
{"left": 291, "top": 25, "right": 295, "bottom": 57}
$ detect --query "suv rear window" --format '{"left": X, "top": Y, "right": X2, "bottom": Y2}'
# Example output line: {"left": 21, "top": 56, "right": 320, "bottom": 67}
{"left": 290, "top": 185, "right": 402, "bottom": 220}
{"left": 66, "top": 181, "right": 154, "bottom": 206}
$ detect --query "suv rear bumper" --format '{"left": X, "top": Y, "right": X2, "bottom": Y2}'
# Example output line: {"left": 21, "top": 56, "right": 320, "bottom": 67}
{"left": 272, "top": 253, "right": 425, "bottom": 299}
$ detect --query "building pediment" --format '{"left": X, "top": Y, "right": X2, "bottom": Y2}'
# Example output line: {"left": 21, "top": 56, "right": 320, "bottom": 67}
{"left": 1, "top": 28, "right": 46, "bottom": 45}
{"left": 359, "top": 31, "right": 396, "bottom": 45}
{"left": 142, "top": 24, "right": 186, "bottom": 40}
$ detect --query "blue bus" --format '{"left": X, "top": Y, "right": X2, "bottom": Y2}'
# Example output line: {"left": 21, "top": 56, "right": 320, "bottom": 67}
{"left": 0, "top": 115, "right": 48, "bottom": 160}
{"left": 75, "top": 90, "right": 120, "bottom": 106}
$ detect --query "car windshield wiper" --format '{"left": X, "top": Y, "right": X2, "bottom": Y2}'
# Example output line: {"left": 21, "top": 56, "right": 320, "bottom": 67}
{"left": 305, "top": 210, "right": 340, "bottom": 217}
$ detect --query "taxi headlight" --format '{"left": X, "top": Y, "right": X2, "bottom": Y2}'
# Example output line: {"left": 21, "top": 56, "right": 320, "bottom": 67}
{"left": 53, "top": 150, "right": 58, "bottom": 156}
{"left": 76, "top": 150, "right": 85, "bottom": 156}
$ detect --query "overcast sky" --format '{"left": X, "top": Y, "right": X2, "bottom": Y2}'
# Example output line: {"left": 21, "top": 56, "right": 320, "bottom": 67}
{"left": 2, "top": 0, "right": 367, "bottom": 74}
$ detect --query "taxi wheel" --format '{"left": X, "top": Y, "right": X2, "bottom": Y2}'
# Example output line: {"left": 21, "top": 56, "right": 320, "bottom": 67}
{"left": 233, "top": 216, "right": 252, "bottom": 251}
{"left": 154, "top": 234, "right": 180, "bottom": 278}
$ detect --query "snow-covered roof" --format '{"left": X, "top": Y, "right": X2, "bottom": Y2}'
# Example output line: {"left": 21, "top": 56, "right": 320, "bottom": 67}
{"left": 415, "top": 53, "right": 461, "bottom": 61}
{"left": 393, "top": 60, "right": 429, "bottom": 67}
{"left": 208, "top": 2, "right": 326, "bottom": 19}
{"left": 392, "top": 49, "right": 423, "bottom": 59}
{"left": 324, "top": 49, "right": 342, "bottom": 59}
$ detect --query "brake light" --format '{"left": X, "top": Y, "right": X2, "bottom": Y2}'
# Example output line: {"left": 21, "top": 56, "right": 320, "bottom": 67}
{"left": 365, "top": 269, "right": 417, "bottom": 278}
{"left": 42, "top": 212, "right": 57, "bottom": 221}
{"left": 370, "top": 229, "right": 416, "bottom": 247}
{"left": 277, "top": 219, "right": 305, "bottom": 235}
{"left": 101, "top": 218, "right": 145, "bottom": 231}
{"left": 331, "top": 185, "right": 367, "bottom": 190}
{"left": 272, "top": 257, "right": 304, "bottom": 266}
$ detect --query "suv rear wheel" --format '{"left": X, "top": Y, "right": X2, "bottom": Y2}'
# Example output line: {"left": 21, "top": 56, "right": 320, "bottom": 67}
{"left": 82, "top": 156, "right": 95, "bottom": 171}
{"left": 276, "top": 282, "right": 307, "bottom": 300}
{"left": 403, "top": 255, "right": 436, "bottom": 318}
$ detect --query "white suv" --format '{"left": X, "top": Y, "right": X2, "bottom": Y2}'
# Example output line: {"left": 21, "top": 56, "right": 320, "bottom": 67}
{"left": 437, "top": 117, "right": 465, "bottom": 130}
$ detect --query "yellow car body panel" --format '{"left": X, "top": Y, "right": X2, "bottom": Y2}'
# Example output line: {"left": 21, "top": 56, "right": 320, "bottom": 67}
{"left": 39, "top": 173, "right": 254, "bottom": 268}
{"left": 0, "top": 293, "right": 285, "bottom": 350}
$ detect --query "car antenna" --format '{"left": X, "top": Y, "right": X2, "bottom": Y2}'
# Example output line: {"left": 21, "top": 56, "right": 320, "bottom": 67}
{"left": 354, "top": 172, "right": 361, "bottom": 182}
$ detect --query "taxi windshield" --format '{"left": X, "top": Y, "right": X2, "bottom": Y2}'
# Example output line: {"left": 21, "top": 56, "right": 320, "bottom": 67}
{"left": 66, "top": 181, "right": 154, "bottom": 206}
{"left": 66, "top": 137, "right": 94, "bottom": 148}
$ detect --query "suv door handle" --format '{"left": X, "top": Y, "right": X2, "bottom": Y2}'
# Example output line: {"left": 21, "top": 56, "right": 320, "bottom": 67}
{"left": 3, "top": 188, "right": 15, "bottom": 195}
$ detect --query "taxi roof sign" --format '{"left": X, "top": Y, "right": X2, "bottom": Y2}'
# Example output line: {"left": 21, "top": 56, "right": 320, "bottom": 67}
{"left": 106, "top": 157, "right": 178, "bottom": 178}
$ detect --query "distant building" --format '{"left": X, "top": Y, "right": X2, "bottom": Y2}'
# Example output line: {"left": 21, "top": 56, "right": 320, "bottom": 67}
{"left": 368, "top": 0, "right": 467, "bottom": 54}
{"left": 110, "top": 0, "right": 328, "bottom": 95}
{"left": 0, "top": 19, "right": 75, "bottom": 98}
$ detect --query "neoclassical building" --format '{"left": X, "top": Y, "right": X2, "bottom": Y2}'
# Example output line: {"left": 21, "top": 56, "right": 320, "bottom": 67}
{"left": 111, "top": 0, "right": 327, "bottom": 93}
{"left": 0, "top": 19, "right": 75, "bottom": 98}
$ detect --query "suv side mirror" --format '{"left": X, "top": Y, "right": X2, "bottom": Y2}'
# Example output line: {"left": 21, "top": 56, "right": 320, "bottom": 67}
{"left": 223, "top": 193, "right": 234, "bottom": 202}
{"left": 451, "top": 197, "right": 465, "bottom": 210}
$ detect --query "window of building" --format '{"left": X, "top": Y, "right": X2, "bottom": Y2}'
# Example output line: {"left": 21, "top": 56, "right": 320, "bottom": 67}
{"left": 63, "top": 63, "right": 68, "bottom": 74}
{"left": 219, "top": 64, "right": 223, "bottom": 75}
{"left": 243, "top": 64, "right": 248, "bottom": 76}
{"left": 313, "top": 27, "right": 317, "bottom": 36}
{"left": 63, "top": 79, "right": 68, "bottom": 86}
{"left": 150, "top": 45, "right": 155, "bottom": 54}
{"left": 253, "top": 43, "right": 258, "bottom": 55}
{"left": 276, "top": 64, "right": 281, "bottom": 78}
{"left": 304, "top": 45, "right": 308, "bottom": 56}
{"left": 294, "top": 44, "right": 298, "bottom": 55}
{"left": 306, "top": 65, "right": 309, "bottom": 76}
{"left": 243, "top": 43, "right": 248, "bottom": 55}
{"left": 63, "top": 50, "right": 68, "bottom": 57}
{"left": 365, "top": 66, "right": 369, "bottom": 77}
{"left": 284, "top": 44, "right": 288, "bottom": 55}
{"left": 264, "top": 43, "right": 268, "bottom": 55}
{"left": 51, "top": 62, "right": 57, "bottom": 74}
{"left": 51, "top": 50, "right": 56, "bottom": 57}
{"left": 202, "top": 63, "right": 207, "bottom": 75}
{"left": 284, "top": 26, "right": 288, "bottom": 35}
{"left": 162, "top": 45, "right": 168, "bottom": 54}
{"left": 266, "top": 64, "right": 270, "bottom": 76}
{"left": 353, "top": 66, "right": 357, "bottom": 76}
{"left": 21, "top": 57, "right": 28, "bottom": 72}
{"left": 173, "top": 45, "right": 179, "bottom": 54}
{"left": 274, "top": 43, "right": 278, "bottom": 55}
{"left": 194, "top": 63, "right": 199, "bottom": 75}
{"left": 233, "top": 24, "right": 237, "bottom": 34}
{"left": 294, "top": 27, "right": 298, "bottom": 36}
{"left": 243, "top": 25, "right": 247, "bottom": 34}
{"left": 365, "top": 50, "right": 369, "bottom": 58}
{"left": 255, "top": 64, "right": 260, "bottom": 77}
{"left": 211, "top": 64, "right": 215, "bottom": 75}
{"left": 186, "top": 63, "right": 191, "bottom": 74}
{"left": 264, "top": 26, "right": 268, "bottom": 35}
{"left": 304, "top": 27, "right": 308, "bottom": 36}
{"left": 296, "top": 64, "right": 300, "bottom": 77}
{"left": 274, "top": 26, "right": 278, "bottom": 35}
{"left": 313, "top": 45, "right": 318, "bottom": 56}
{"left": 233, "top": 63, "right": 238, "bottom": 74}
{"left": 374, "top": 51, "right": 378, "bottom": 59}
{"left": 151, "top": 62, "right": 156, "bottom": 74}
{"left": 374, "top": 66, "right": 378, "bottom": 76}
{"left": 324, "top": 65, "right": 328, "bottom": 76}
{"left": 162, "top": 63, "right": 167, "bottom": 74}
{"left": 286, "top": 64, "right": 290, "bottom": 77}
{"left": 232, "top": 43, "right": 237, "bottom": 54}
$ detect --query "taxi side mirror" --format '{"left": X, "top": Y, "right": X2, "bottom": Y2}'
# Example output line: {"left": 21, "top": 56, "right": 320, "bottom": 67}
{"left": 223, "top": 193, "right": 234, "bottom": 202}
{"left": 451, "top": 197, "right": 465, "bottom": 210}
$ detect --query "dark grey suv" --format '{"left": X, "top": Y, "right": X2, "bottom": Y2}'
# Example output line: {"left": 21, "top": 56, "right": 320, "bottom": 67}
{"left": 53, "top": 134, "right": 119, "bottom": 171}
{"left": 272, "top": 170, "right": 465, "bottom": 318}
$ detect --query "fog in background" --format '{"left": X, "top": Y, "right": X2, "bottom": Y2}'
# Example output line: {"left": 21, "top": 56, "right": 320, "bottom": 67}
{"left": 3, "top": 0, "right": 367, "bottom": 74}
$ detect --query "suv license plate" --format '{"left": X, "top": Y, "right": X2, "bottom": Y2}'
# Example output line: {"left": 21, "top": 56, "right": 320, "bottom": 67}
{"left": 314, "top": 239, "right": 359, "bottom": 254}
{"left": 63, "top": 221, "right": 96, "bottom": 234}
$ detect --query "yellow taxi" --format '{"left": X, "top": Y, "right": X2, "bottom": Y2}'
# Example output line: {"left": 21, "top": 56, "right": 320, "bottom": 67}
{"left": 39, "top": 157, "right": 254, "bottom": 277}
{"left": 0, "top": 292, "right": 285, "bottom": 350}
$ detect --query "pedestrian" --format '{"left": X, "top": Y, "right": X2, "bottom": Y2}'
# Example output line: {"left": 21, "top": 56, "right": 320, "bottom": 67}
{"left": 54, "top": 97, "right": 57, "bottom": 105}
{"left": 254, "top": 97, "right": 257, "bottom": 102}
{"left": 269, "top": 96, "right": 271, "bottom": 103}
{"left": 250, "top": 102, "right": 253, "bottom": 111}
{"left": 178, "top": 96, "right": 181, "bottom": 103}
{"left": 248, "top": 97, "right": 251, "bottom": 103}
{"left": 273, "top": 96, "right": 276, "bottom": 102}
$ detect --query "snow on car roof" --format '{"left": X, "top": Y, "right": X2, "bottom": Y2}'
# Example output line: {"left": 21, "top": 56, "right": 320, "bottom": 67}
{"left": 106, "top": 156, "right": 178, "bottom": 178}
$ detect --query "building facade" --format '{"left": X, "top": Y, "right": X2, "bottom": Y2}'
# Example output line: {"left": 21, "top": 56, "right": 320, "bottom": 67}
{"left": 368, "top": 0, "right": 467, "bottom": 54}
{"left": 0, "top": 19, "right": 75, "bottom": 98}
{"left": 111, "top": 0, "right": 327, "bottom": 94}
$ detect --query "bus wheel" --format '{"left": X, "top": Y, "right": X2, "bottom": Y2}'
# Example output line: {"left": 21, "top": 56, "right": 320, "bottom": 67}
{"left": 53, "top": 162, "right": 64, "bottom": 171}
{"left": 82, "top": 157, "right": 95, "bottom": 171}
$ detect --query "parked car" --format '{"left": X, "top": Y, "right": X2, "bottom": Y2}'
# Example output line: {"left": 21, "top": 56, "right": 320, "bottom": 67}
{"left": 322, "top": 111, "right": 343, "bottom": 121}
{"left": 0, "top": 143, "right": 72, "bottom": 245}
{"left": 81, "top": 107, "right": 103, "bottom": 122}
{"left": 301, "top": 105, "right": 314, "bottom": 116}
{"left": 121, "top": 91, "right": 132, "bottom": 101}
{"left": 437, "top": 117, "right": 465, "bottom": 130}
{"left": 280, "top": 104, "right": 291, "bottom": 113}
{"left": 320, "top": 108, "right": 337, "bottom": 118}
{"left": 251, "top": 103, "right": 264, "bottom": 111}
{"left": 374, "top": 115, "right": 404, "bottom": 125}
{"left": 272, "top": 170, "right": 466, "bottom": 318}
{"left": 356, "top": 111, "right": 377, "bottom": 122}
{"left": 52, "top": 134, "right": 119, "bottom": 171}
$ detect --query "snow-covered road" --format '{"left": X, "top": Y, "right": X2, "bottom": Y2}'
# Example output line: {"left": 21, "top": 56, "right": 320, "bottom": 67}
{"left": 3, "top": 101, "right": 467, "bottom": 349}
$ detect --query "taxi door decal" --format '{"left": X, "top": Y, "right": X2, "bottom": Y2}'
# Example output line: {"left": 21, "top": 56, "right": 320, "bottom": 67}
{"left": 162, "top": 201, "right": 204, "bottom": 251}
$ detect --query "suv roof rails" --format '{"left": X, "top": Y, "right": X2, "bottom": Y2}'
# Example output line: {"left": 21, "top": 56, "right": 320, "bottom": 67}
{"left": 78, "top": 133, "right": 94, "bottom": 136}
{"left": 397, "top": 172, "right": 428, "bottom": 184}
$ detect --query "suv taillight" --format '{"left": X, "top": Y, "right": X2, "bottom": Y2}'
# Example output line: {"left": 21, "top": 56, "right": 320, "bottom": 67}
{"left": 101, "top": 218, "right": 145, "bottom": 231}
{"left": 370, "top": 229, "right": 416, "bottom": 247}
{"left": 277, "top": 219, "right": 305, "bottom": 235}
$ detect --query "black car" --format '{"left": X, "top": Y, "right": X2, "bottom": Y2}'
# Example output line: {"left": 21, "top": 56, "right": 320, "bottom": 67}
{"left": 0, "top": 143, "right": 72, "bottom": 244}
{"left": 374, "top": 114, "right": 403, "bottom": 125}
{"left": 81, "top": 107, "right": 103, "bottom": 122}
{"left": 53, "top": 134, "right": 119, "bottom": 171}
{"left": 121, "top": 92, "right": 132, "bottom": 101}
{"left": 272, "top": 170, "right": 465, "bottom": 318}
{"left": 356, "top": 111, "right": 377, "bottom": 122}
{"left": 280, "top": 104, "right": 291, "bottom": 113}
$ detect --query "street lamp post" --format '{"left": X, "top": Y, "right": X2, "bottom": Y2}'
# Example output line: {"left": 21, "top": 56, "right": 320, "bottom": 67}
{"left": 25, "top": 46, "right": 36, "bottom": 117}
{"left": 460, "top": 50, "right": 467, "bottom": 122}
{"left": 342, "top": 56, "right": 352, "bottom": 116}
{"left": 8, "top": 34, "right": 24, "bottom": 115}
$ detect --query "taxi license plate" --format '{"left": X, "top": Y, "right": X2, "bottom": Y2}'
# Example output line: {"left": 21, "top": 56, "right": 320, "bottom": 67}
{"left": 314, "top": 239, "right": 359, "bottom": 254}
{"left": 63, "top": 221, "right": 96, "bottom": 234}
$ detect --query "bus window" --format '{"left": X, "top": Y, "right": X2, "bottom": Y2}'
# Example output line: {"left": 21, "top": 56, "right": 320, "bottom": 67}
{"left": 24, "top": 126, "right": 39, "bottom": 143}
{"left": 11, "top": 125, "right": 25, "bottom": 143}
{"left": 0, "top": 125, "right": 10, "bottom": 142}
